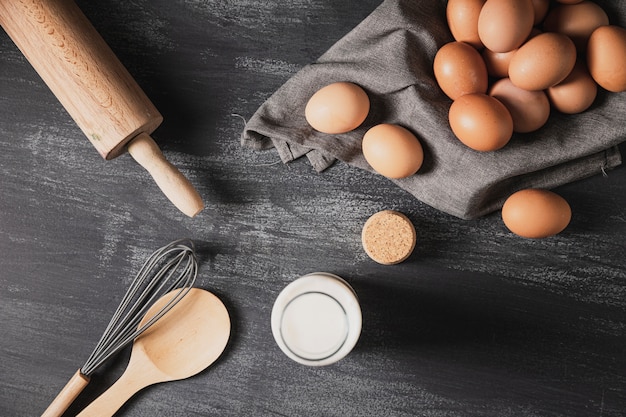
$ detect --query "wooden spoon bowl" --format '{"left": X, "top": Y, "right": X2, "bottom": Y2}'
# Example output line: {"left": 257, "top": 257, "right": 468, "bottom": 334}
{"left": 76, "top": 288, "right": 230, "bottom": 416}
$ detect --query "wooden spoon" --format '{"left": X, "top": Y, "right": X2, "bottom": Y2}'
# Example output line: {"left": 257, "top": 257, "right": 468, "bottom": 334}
{"left": 76, "top": 288, "right": 230, "bottom": 416}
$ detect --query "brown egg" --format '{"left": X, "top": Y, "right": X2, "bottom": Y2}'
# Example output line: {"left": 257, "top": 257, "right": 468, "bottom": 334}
{"left": 362, "top": 124, "right": 424, "bottom": 179}
{"left": 478, "top": 0, "right": 534, "bottom": 53}
{"left": 489, "top": 78, "right": 550, "bottom": 133}
{"left": 482, "top": 28, "right": 541, "bottom": 78}
{"left": 509, "top": 32, "right": 577, "bottom": 91}
{"left": 446, "top": 0, "right": 486, "bottom": 49}
{"left": 587, "top": 25, "right": 626, "bottom": 93}
{"left": 543, "top": 1, "right": 609, "bottom": 52}
{"left": 433, "top": 41, "right": 488, "bottom": 101}
{"left": 531, "top": 0, "right": 550, "bottom": 25}
{"left": 305, "top": 82, "right": 370, "bottom": 134}
{"left": 448, "top": 93, "right": 513, "bottom": 152}
{"left": 482, "top": 49, "right": 515, "bottom": 78}
{"left": 502, "top": 189, "right": 571, "bottom": 238}
{"left": 547, "top": 60, "right": 597, "bottom": 114}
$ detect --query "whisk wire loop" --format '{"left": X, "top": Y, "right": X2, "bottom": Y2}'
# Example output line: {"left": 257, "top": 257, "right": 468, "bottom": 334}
{"left": 81, "top": 239, "right": 198, "bottom": 376}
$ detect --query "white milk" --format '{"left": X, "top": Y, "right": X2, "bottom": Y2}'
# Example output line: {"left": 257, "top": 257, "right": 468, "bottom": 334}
{"left": 271, "top": 272, "right": 362, "bottom": 366}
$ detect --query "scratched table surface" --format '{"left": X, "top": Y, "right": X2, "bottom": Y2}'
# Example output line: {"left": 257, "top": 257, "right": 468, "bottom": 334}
{"left": 1, "top": 1, "right": 626, "bottom": 416}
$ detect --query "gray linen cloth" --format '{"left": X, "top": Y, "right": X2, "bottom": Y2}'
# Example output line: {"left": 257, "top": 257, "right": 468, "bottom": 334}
{"left": 241, "top": 0, "right": 625, "bottom": 219}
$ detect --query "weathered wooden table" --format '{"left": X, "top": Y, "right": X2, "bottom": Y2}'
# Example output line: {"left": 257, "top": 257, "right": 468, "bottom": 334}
{"left": 1, "top": 1, "right": 625, "bottom": 416}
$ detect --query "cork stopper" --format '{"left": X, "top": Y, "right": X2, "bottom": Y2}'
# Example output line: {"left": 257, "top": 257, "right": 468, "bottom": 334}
{"left": 361, "top": 210, "right": 416, "bottom": 265}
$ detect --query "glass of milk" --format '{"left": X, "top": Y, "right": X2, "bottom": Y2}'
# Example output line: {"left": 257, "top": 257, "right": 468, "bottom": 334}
{"left": 271, "top": 272, "right": 362, "bottom": 366}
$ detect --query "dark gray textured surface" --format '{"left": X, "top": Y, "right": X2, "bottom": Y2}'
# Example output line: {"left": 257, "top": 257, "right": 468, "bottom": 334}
{"left": 1, "top": 1, "right": 625, "bottom": 416}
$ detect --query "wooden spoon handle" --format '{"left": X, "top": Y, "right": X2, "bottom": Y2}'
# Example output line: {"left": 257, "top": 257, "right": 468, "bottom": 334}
{"left": 41, "top": 369, "right": 90, "bottom": 417}
{"left": 127, "top": 133, "right": 204, "bottom": 217}
{"left": 75, "top": 369, "right": 149, "bottom": 417}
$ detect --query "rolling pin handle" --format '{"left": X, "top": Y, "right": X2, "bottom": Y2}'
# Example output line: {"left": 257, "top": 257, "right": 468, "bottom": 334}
{"left": 127, "top": 133, "right": 204, "bottom": 217}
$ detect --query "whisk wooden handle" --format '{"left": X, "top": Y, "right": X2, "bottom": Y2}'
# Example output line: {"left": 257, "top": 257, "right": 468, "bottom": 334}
{"left": 0, "top": 0, "right": 204, "bottom": 217}
{"left": 41, "top": 370, "right": 90, "bottom": 417}
{"left": 128, "top": 133, "right": 204, "bottom": 217}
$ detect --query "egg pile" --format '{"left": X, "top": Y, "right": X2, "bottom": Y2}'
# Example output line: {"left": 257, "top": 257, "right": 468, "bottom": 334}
{"left": 438, "top": 0, "right": 626, "bottom": 152}
{"left": 302, "top": 0, "right": 626, "bottom": 239}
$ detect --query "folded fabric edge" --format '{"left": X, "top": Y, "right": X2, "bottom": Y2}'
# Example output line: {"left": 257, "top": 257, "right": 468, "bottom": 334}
{"left": 243, "top": 124, "right": 623, "bottom": 221}
{"left": 458, "top": 146, "right": 623, "bottom": 220}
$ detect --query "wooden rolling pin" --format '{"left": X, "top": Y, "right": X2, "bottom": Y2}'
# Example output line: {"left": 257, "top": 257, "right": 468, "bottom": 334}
{"left": 0, "top": 0, "right": 204, "bottom": 217}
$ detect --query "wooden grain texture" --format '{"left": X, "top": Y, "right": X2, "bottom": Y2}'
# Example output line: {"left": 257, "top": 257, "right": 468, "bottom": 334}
{"left": 0, "top": 0, "right": 204, "bottom": 218}
{"left": 1, "top": 0, "right": 625, "bottom": 416}
{"left": 75, "top": 288, "right": 230, "bottom": 417}
{"left": 0, "top": 0, "right": 163, "bottom": 159}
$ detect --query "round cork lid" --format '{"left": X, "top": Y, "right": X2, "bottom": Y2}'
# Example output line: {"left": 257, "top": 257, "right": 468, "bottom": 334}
{"left": 361, "top": 210, "right": 416, "bottom": 265}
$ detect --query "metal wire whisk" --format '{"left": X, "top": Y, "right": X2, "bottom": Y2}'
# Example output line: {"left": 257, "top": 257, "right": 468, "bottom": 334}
{"left": 41, "top": 238, "right": 198, "bottom": 417}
